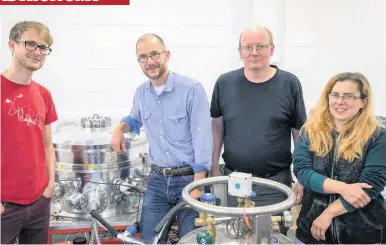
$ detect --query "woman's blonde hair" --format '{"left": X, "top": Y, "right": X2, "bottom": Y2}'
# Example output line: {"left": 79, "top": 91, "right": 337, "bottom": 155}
{"left": 302, "top": 72, "right": 379, "bottom": 162}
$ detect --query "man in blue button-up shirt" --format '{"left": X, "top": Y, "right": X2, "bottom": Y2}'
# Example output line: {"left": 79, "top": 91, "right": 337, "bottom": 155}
{"left": 111, "top": 34, "right": 212, "bottom": 243}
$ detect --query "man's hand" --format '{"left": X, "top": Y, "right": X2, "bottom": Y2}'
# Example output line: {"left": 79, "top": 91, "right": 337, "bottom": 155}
{"left": 190, "top": 189, "right": 204, "bottom": 199}
{"left": 43, "top": 183, "right": 55, "bottom": 198}
{"left": 340, "top": 183, "right": 372, "bottom": 208}
{"left": 111, "top": 128, "right": 126, "bottom": 152}
{"left": 1, "top": 203, "right": 5, "bottom": 215}
{"left": 294, "top": 182, "right": 304, "bottom": 205}
{"left": 311, "top": 211, "right": 333, "bottom": 241}
{"left": 191, "top": 169, "right": 207, "bottom": 199}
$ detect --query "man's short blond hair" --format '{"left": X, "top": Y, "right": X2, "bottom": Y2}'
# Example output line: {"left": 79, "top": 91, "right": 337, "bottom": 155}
{"left": 9, "top": 21, "right": 53, "bottom": 47}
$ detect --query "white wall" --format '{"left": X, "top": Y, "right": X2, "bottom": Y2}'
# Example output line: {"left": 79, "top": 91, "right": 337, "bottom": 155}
{"left": 0, "top": 0, "right": 249, "bottom": 126}
{"left": 1, "top": 0, "right": 386, "bottom": 129}
{"left": 283, "top": 0, "right": 386, "bottom": 116}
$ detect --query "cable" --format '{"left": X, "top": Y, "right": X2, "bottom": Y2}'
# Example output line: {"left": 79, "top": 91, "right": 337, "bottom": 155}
{"left": 243, "top": 208, "right": 252, "bottom": 244}
{"left": 58, "top": 179, "right": 146, "bottom": 194}
{"left": 226, "top": 217, "right": 251, "bottom": 239}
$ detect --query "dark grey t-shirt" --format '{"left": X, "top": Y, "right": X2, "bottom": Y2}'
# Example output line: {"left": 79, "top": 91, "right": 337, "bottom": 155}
{"left": 211, "top": 66, "right": 307, "bottom": 177}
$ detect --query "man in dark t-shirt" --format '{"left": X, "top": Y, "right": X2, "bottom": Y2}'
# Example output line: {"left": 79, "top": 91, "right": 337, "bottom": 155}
{"left": 211, "top": 25, "right": 307, "bottom": 209}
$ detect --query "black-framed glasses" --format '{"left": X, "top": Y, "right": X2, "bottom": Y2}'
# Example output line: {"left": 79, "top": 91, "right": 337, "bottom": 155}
{"left": 328, "top": 92, "right": 365, "bottom": 101}
{"left": 240, "top": 44, "right": 270, "bottom": 54}
{"left": 137, "top": 51, "right": 165, "bottom": 63}
{"left": 16, "top": 40, "right": 52, "bottom": 55}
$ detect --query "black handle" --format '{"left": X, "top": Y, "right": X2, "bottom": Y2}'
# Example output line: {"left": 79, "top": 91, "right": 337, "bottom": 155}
{"left": 90, "top": 210, "right": 118, "bottom": 238}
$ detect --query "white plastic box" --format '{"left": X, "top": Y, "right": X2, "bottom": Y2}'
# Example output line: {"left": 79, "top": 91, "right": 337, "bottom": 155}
{"left": 228, "top": 172, "right": 253, "bottom": 198}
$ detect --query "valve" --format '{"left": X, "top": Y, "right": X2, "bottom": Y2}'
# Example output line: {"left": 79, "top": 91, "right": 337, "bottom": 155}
{"left": 236, "top": 191, "right": 256, "bottom": 208}
{"left": 196, "top": 230, "right": 214, "bottom": 244}
{"left": 195, "top": 193, "right": 217, "bottom": 244}
{"left": 271, "top": 210, "right": 292, "bottom": 227}
{"left": 244, "top": 191, "right": 256, "bottom": 208}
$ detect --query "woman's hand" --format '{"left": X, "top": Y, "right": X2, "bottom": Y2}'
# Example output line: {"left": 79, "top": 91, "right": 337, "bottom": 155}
{"left": 311, "top": 212, "right": 333, "bottom": 241}
{"left": 340, "top": 183, "right": 372, "bottom": 208}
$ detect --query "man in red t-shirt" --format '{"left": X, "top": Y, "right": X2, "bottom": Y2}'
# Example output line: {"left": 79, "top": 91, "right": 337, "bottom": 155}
{"left": 1, "top": 21, "right": 58, "bottom": 244}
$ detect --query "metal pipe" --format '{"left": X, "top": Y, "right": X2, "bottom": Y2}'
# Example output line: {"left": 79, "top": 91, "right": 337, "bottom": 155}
{"left": 89, "top": 225, "right": 95, "bottom": 245}
{"left": 92, "top": 218, "right": 102, "bottom": 245}
{"left": 116, "top": 234, "right": 147, "bottom": 245}
{"left": 182, "top": 176, "right": 296, "bottom": 217}
{"left": 213, "top": 217, "right": 233, "bottom": 223}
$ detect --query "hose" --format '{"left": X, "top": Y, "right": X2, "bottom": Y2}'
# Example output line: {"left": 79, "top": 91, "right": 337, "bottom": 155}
{"left": 152, "top": 202, "right": 194, "bottom": 245}
{"left": 90, "top": 209, "right": 147, "bottom": 245}
{"left": 154, "top": 201, "right": 189, "bottom": 233}
{"left": 226, "top": 217, "right": 251, "bottom": 239}
{"left": 90, "top": 210, "right": 118, "bottom": 238}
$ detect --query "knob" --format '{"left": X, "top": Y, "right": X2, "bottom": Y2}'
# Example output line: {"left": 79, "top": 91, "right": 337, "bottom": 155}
{"left": 282, "top": 210, "right": 293, "bottom": 227}
{"left": 248, "top": 191, "right": 256, "bottom": 198}
{"left": 200, "top": 193, "right": 216, "bottom": 202}
{"left": 196, "top": 231, "right": 214, "bottom": 244}
{"left": 124, "top": 225, "right": 137, "bottom": 237}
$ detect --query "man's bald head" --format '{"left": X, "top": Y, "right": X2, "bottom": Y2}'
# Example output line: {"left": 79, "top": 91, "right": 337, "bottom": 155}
{"left": 238, "top": 25, "right": 275, "bottom": 71}
{"left": 135, "top": 33, "right": 170, "bottom": 81}
{"left": 239, "top": 26, "right": 273, "bottom": 48}
{"left": 136, "top": 33, "right": 166, "bottom": 53}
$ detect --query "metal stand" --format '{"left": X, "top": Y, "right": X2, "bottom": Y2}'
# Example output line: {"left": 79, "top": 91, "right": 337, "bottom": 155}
{"left": 252, "top": 214, "right": 271, "bottom": 244}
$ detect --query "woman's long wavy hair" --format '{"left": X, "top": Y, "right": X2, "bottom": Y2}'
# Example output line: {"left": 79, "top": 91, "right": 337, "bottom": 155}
{"left": 302, "top": 72, "right": 379, "bottom": 162}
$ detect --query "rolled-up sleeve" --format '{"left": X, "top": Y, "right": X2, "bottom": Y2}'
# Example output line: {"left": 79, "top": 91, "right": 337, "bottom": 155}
{"left": 120, "top": 89, "right": 143, "bottom": 135}
{"left": 188, "top": 84, "right": 213, "bottom": 172}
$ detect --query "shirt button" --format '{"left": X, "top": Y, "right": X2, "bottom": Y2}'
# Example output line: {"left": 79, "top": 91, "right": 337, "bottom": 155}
{"left": 157, "top": 101, "right": 161, "bottom": 104}
{"left": 160, "top": 135, "right": 164, "bottom": 139}
{"left": 166, "top": 152, "right": 170, "bottom": 155}
{"left": 159, "top": 119, "right": 163, "bottom": 123}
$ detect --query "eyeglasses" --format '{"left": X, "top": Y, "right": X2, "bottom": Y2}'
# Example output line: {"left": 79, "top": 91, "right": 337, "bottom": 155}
{"left": 137, "top": 51, "right": 165, "bottom": 63}
{"left": 240, "top": 44, "right": 270, "bottom": 55}
{"left": 16, "top": 40, "right": 52, "bottom": 55}
{"left": 328, "top": 92, "right": 365, "bottom": 101}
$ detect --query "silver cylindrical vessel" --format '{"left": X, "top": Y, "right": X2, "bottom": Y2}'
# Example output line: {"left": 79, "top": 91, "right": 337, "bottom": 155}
{"left": 51, "top": 114, "right": 150, "bottom": 220}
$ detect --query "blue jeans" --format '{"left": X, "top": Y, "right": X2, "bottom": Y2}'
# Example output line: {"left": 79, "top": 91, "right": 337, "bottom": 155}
{"left": 140, "top": 171, "right": 199, "bottom": 243}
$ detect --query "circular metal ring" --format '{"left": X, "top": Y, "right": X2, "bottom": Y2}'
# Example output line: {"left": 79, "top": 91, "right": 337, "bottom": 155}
{"left": 182, "top": 176, "right": 296, "bottom": 217}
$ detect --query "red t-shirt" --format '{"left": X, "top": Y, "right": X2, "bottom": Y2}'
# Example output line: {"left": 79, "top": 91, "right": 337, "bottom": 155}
{"left": 1, "top": 75, "right": 58, "bottom": 204}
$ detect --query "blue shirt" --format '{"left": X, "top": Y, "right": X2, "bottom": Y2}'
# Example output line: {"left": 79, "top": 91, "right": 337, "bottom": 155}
{"left": 121, "top": 72, "right": 213, "bottom": 173}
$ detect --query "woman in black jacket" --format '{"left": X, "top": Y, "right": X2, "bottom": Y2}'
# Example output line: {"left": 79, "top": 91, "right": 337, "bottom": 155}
{"left": 293, "top": 72, "right": 386, "bottom": 244}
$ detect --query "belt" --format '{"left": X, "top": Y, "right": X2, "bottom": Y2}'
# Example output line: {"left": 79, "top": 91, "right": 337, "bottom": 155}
{"left": 151, "top": 165, "right": 194, "bottom": 176}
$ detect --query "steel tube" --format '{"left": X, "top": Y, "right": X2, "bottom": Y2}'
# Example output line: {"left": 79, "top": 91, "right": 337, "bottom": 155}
{"left": 182, "top": 176, "right": 295, "bottom": 217}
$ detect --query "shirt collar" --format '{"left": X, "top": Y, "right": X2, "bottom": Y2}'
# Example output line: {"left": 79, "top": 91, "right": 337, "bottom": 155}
{"left": 146, "top": 71, "right": 175, "bottom": 92}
